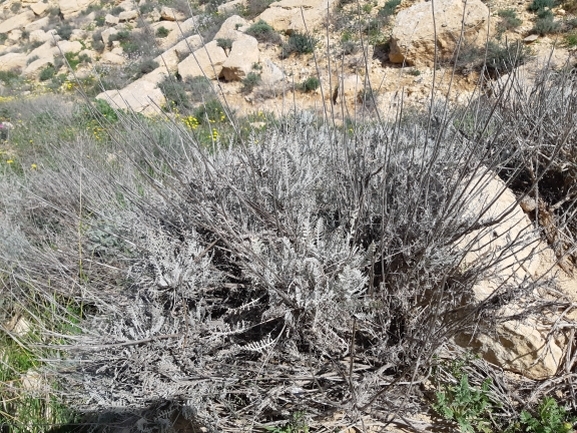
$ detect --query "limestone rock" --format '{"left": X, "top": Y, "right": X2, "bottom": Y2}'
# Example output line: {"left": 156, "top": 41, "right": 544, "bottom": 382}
{"left": 456, "top": 318, "right": 563, "bottom": 380}
{"left": 24, "top": 56, "right": 54, "bottom": 75}
{"left": 8, "top": 30, "right": 23, "bottom": 42}
{"left": 258, "top": 0, "right": 338, "bottom": 34}
{"left": 152, "top": 18, "right": 196, "bottom": 49}
{"left": 0, "top": 10, "right": 35, "bottom": 34}
{"left": 101, "top": 51, "right": 126, "bottom": 65}
{"left": 55, "top": 40, "right": 83, "bottom": 54}
{"left": 220, "top": 35, "right": 260, "bottom": 81}
{"left": 96, "top": 79, "right": 166, "bottom": 115}
{"left": 217, "top": 0, "right": 246, "bottom": 15}
{"left": 452, "top": 170, "right": 565, "bottom": 380}
{"left": 0, "top": 52, "right": 27, "bottom": 71}
{"left": 30, "top": 1, "right": 49, "bottom": 15}
{"left": 105, "top": 13, "right": 120, "bottom": 25}
{"left": 160, "top": 6, "right": 186, "bottom": 21}
{"left": 177, "top": 40, "right": 228, "bottom": 80}
{"left": 213, "top": 15, "right": 250, "bottom": 40}
{"left": 101, "top": 27, "right": 119, "bottom": 45}
{"left": 389, "top": 0, "right": 490, "bottom": 67}
{"left": 154, "top": 34, "right": 203, "bottom": 71}
{"left": 118, "top": 9, "right": 138, "bottom": 21}
{"left": 24, "top": 16, "right": 49, "bottom": 32}
{"left": 260, "top": 58, "right": 284, "bottom": 85}
{"left": 59, "top": 0, "right": 96, "bottom": 18}
{"left": 29, "top": 29, "right": 51, "bottom": 44}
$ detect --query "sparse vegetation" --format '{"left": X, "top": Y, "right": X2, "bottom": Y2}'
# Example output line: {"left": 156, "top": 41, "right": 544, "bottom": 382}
{"left": 298, "top": 76, "right": 320, "bottom": 92}
{"left": 245, "top": 20, "right": 282, "bottom": 44}
{"left": 56, "top": 22, "right": 74, "bottom": 40}
{"left": 497, "top": 9, "right": 523, "bottom": 34}
{"left": 241, "top": 71, "right": 261, "bottom": 94}
{"left": 156, "top": 25, "right": 170, "bottom": 38}
{"left": 281, "top": 32, "right": 317, "bottom": 58}
{"left": 39, "top": 65, "right": 56, "bottom": 81}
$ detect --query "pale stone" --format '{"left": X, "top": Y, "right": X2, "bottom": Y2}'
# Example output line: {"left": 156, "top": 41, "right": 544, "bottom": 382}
{"left": 220, "top": 35, "right": 259, "bottom": 81}
{"left": 177, "top": 39, "right": 228, "bottom": 80}
{"left": 4, "top": 315, "right": 31, "bottom": 337}
{"left": 217, "top": 0, "right": 246, "bottom": 15}
{"left": 154, "top": 34, "right": 203, "bottom": 71}
{"left": 29, "top": 29, "right": 50, "bottom": 43}
{"left": 0, "top": 52, "right": 27, "bottom": 71}
{"left": 105, "top": 13, "right": 120, "bottom": 25}
{"left": 0, "top": 10, "right": 35, "bottom": 34}
{"left": 456, "top": 318, "right": 564, "bottom": 380}
{"left": 96, "top": 79, "right": 166, "bottom": 115}
{"left": 260, "top": 57, "right": 284, "bottom": 85}
{"left": 70, "top": 28, "right": 85, "bottom": 41}
{"left": 160, "top": 5, "right": 186, "bottom": 21}
{"left": 54, "top": 39, "right": 83, "bottom": 54}
{"left": 101, "top": 51, "right": 126, "bottom": 65}
{"left": 257, "top": 0, "right": 338, "bottom": 34}
{"left": 59, "top": 0, "right": 97, "bottom": 18}
{"left": 389, "top": 0, "right": 490, "bottom": 67}
{"left": 24, "top": 16, "right": 49, "bottom": 32}
{"left": 118, "top": 9, "right": 138, "bottom": 21}
{"left": 24, "top": 56, "right": 53, "bottom": 75}
{"left": 152, "top": 18, "right": 195, "bottom": 50}
{"left": 101, "top": 27, "right": 119, "bottom": 45}
{"left": 213, "top": 14, "right": 250, "bottom": 40}
{"left": 30, "top": 1, "right": 48, "bottom": 15}
{"left": 524, "top": 34, "right": 539, "bottom": 43}
{"left": 8, "top": 30, "right": 22, "bottom": 41}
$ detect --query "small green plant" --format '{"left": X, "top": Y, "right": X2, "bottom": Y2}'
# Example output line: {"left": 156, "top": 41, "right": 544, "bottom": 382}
{"left": 56, "top": 22, "right": 74, "bottom": 40}
{"left": 10, "top": 1, "right": 21, "bottom": 13}
{"left": 64, "top": 52, "right": 81, "bottom": 70}
{"left": 516, "top": 397, "right": 576, "bottom": 433}
{"left": 0, "top": 70, "right": 21, "bottom": 86}
{"left": 408, "top": 68, "right": 421, "bottom": 76}
{"left": 281, "top": 32, "right": 317, "bottom": 58}
{"left": 110, "top": 5, "right": 124, "bottom": 15}
{"left": 156, "top": 26, "right": 170, "bottom": 38}
{"left": 497, "top": 9, "right": 523, "bottom": 33}
{"left": 298, "top": 76, "right": 320, "bottom": 92}
{"left": 241, "top": 72, "right": 261, "bottom": 94}
{"left": 39, "top": 65, "right": 56, "bottom": 81}
{"left": 193, "top": 98, "right": 229, "bottom": 124}
{"left": 265, "top": 411, "right": 309, "bottom": 433}
{"left": 433, "top": 373, "right": 495, "bottom": 433}
{"left": 140, "top": 2, "right": 155, "bottom": 13}
{"left": 217, "top": 37, "right": 233, "bottom": 54}
{"left": 245, "top": 20, "right": 282, "bottom": 44}
{"left": 242, "top": 0, "right": 274, "bottom": 19}
{"left": 528, "top": 0, "right": 556, "bottom": 11}
{"left": 564, "top": 32, "right": 577, "bottom": 47}
{"left": 532, "top": 15, "right": 561, "bottom": 35}
{"left": 380, "top": 0, "right": 400, "bottom": 15}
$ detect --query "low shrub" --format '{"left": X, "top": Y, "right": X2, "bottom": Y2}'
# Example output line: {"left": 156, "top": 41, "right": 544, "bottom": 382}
{"left": 241, "top": 72, "right": 261, "bottom": 94}
{"left": 39, "top": 65, "right": 56, "bottom": 81}
{"left": 245, "top": 20, "right": 282, "bottom": 44}
{"left": 281, "top": 32, "right": 317, "bottom": 58}
{"left": 497, "top": 9, "right": 523, "bottom": 33}
{"left": 57, "top": 22, "right": 74, "bottom": 40}
{"left": 298, "top": 76, "right": 320, "bottom": 92}
{"left": 156, "top": 26, "right": 170, "bottom": 38}
{"left": 528, "top": 0, "right": 555, "bottom": 11}
{"left": 242, "top": 0, "right": 274, "bottom": 19}
{"left": 532, "top": 15, "right": 561, "bottom": 35}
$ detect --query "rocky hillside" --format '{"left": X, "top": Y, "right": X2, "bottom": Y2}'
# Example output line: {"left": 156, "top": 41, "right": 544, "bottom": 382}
{"left": 0, "top": 0, "right": 576, "bottom": 119}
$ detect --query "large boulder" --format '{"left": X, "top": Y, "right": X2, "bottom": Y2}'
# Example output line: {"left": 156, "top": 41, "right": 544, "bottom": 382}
{"left": 152, "top": 17, "right": 196, "bottom": 50}
{"left": 96, "top": 79, "right": 166, "bottom": 116}
{"left": 154, "top": 34, "right": 203, "bottom": 72}
{"left": 389, "top": 0, "right": 490, "bottom": 67}
{"left": 454, "top": 170, "right": 564, "bottom": 380}
{"left": 0, "top": 52, "right": 27, "bottom": 71}
{"left": 258, "top": 0, "right": 338, "bottom": 34}
{"left": 59, "top": 0, "right": 97, "bottom": 18}
{"left": 213, "top": 15, "right": 250, "bottom": 40}
{"left": 0, "top": 10, "right": 35, "bottom": 34}
{"left": 220, "top": 35, "right": 260, "bottom": 81}
{"left": 177, "top": 40, "right": 228, "bottom": 80}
